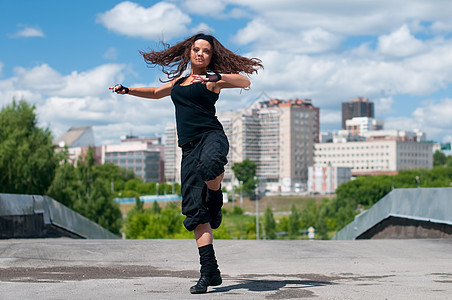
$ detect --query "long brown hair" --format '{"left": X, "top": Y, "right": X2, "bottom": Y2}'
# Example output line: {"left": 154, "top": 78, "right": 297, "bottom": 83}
{"left": 140, "top": 33, "right": 263, "bottom": 82}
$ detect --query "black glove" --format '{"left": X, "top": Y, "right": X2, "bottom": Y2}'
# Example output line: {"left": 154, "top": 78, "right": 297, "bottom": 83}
{"left": 206, "top": 72, "right": 222, "bottom": 82}
{"left": 115, "top": 84, "right": 129, "bottom": 94}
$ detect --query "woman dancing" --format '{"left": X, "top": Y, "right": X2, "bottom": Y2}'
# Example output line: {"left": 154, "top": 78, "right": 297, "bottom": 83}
{"left": 110, "top": 33, "right": 262, "bottom": 294}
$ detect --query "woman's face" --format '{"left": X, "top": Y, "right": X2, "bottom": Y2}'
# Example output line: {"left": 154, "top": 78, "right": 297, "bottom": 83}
{"left": 190, "top": 39, "right": 212, "bottom": 70}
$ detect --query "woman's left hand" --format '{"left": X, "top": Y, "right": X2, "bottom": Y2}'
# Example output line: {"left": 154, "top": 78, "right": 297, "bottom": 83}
{"left": 191, "top": 74, "right": 209, "bottom": 84}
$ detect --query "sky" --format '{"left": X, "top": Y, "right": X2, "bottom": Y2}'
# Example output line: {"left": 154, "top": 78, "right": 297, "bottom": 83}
{"left": 1, "top": 0, "right": 452, "bottom": 145}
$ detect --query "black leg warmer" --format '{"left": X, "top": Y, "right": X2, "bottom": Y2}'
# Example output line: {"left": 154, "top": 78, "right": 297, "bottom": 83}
{"left": 198, "top": 244, "right": 220, "bottom": 276}
{"left": 190, "top": 244, "right": 222, "bottom": 294}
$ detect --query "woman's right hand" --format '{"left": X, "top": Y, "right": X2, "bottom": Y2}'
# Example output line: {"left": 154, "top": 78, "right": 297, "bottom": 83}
{"left": 109, "top": 84, "right": 129, "bottom": 94}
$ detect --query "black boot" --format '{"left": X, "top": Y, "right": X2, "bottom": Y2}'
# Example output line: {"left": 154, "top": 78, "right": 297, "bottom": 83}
{"left": 190, "top": 244, "right": 222, "bottom": 294}
{"left": 206, "top": 187, "right": 223, "bottom": 229}
{"left": 190, "top": 273, "right": 222, "bottom": 294}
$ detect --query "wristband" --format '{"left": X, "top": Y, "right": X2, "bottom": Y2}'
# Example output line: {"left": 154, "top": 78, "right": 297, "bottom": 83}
{"left": 116, "top": 84, "right": 129, "bottom": 94}
{"left": 207, "top": 72, "right": 221, "bottom": 82}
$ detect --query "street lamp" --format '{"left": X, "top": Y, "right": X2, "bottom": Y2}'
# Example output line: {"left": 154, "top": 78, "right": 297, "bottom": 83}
{"left": 254, "top": 176, "right": 259, "bottom": 240}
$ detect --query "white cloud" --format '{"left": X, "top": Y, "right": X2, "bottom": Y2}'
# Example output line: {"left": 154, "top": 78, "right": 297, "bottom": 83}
{"left": 233, "top": 19, "right": 341, "bottom": 54}
{"left": 182, "top": 0, "right": 226, "bottom": 16}
{"left": 375, "top": 98, "right": 452, "bottom": 143}
{"left": 57, "top": 64, "right": 126, "bottom": 97}
{"left": 13, "top": 64, "right": 65, "bottom": 92}
{"left": 228, "top": 0, "right": 452, "bottom": 36}
{"left": 375, "top": 96, "right": 394, "bottom": 115}
{"left": 320, "top": 109, "right": 342, "bottom": 128}
{"left": 412, "top": 98, "right": 452, "bottom": 129}
{"left": 97, "top": 1, "right": 191, "bottom": 40}
{"left": 377, "top": 25, "right": 428, "bottom": 58}
{"left": 0, "top": 62, "right": 180, "bottom": 144}
{"left": 190, "top": 23, "right": 215, "bottom": 35}
{"left": 384, "top": 116, "right": 420, "bottom": 132}
{"left": 104, "top": 47, "right": 118, "bottom": 60}
{"left": 9, "top": 63, "right": 126, "bottom": 98}
{"left": 249, "top": 31, "right": 452, "bottom": 106}
{"left": 10, "top": 25, "right": 45, "bottom": 38}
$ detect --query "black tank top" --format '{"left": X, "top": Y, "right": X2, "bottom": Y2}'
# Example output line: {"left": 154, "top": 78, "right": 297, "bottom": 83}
{"left": 171, "top": 77, "right": 224, "bottom": 146}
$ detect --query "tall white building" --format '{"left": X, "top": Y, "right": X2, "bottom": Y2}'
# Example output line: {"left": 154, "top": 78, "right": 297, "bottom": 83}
{"left": 164, "top": 98, "right": 320, "bottom": 194}
{"left": 164, "top": 123, "right": 181, "bottom": 184}
{"left": 345, "top": 117, "right": 384, "bottom": 136}
{"left": 314, "top": 140, "right": 433, "bottom": 176}
{"left": 220, "top": 98, "right": 319, "bottom": 193}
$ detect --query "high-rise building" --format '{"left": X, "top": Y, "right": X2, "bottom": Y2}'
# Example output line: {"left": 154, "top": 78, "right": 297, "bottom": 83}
{"left": 164, "top": 123, "right": 181, "bottom": 185}
{"left": 341, "top": 97, "right": 374, "bottom": 129}
{"left": 220, "top": 98, "right": 319, "bottom": 193}
{"left": 164, "top": 98, "right": 320, "bottom": 193}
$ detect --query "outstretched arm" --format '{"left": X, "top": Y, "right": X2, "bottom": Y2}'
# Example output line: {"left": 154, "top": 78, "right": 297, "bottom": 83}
{"left": 109, "top": 80, "right": 175, "bottom": 99}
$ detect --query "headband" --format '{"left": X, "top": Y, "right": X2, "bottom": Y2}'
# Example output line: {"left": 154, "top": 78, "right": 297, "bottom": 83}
{"left": 194, "top": 34, "right": 214, "bottom": 47}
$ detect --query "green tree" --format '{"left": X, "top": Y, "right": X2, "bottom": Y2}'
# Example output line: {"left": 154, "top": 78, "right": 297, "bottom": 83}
{"left": 46, "top": 154, "right": 80, "bottom": 207}
{"left": 232, "top": 159, "right": 257, "bottom": 195}
{"left": 0, "top": 99, "right": 58, "bottom": 194}
{"left": 299, "top": 199, "right": 318, "bottom": 229}
{"left": 123, "top": 203, "right": 187, "bottom": 239}
{"left": 447, "top": 156, "right": 452, "bottom": 168}
{"left": 288, "top": 204, "right": 300, "bottom": 239}
{"left": 48, "top": 148, "right": 122, "bottom": 235}
{"left": 263, "top": 207, "right": 277, "bottom": 239}
{"left": 151, "top": 200, "right": 161, "bottom": 214}
{"left": 433, "top": 150, "right": 447, "bottom": 166}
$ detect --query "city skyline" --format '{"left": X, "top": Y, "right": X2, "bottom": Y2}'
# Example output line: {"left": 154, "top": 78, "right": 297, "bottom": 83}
{"left": 1, "top": 1, "right": 452, "bottom": 145}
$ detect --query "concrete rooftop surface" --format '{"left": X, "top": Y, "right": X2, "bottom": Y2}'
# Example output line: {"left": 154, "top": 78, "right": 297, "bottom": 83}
{"left": 0, "top": 239, "right": 451, "bottom": 299}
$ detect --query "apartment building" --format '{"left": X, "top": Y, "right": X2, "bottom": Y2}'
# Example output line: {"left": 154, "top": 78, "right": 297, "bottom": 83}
{"left": 164, "top": 123, "right": 181, "bottom": 184}
{"left": 102, "top": 136, "right": 165, "bottom": 183}
{"left": 314, "top": 140, "right": 433, "bottom": 176}
{"left": 308, "top": 165, "right": 352, "bottom": 194}
{"left": 164, "top": 98, "right": 319, "bottom": 194}
{"left": 342, "top": 97, "right": 374, "bottom": 129}
{"left": 221, "top": 98, "right": 319, "bottom": 193}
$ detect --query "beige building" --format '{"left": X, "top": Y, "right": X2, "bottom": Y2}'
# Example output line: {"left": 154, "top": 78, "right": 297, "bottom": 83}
{"left": 308, "top": 165, "right": 352, "bottom": 194}
{"left": 54, "top": 126, "right": 98, "bottom": 165}
{"left": 102, "top": 136, "right": 165, "bottom": 183}
{"left": 314, "top": 140, "right": 433, "bottom": 176}
{"left": 361, "top": 129, "right": 426, "bottom": 142}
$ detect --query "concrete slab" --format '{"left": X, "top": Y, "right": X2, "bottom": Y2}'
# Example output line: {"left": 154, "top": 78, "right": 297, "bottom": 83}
{"left": 0, "top": 239, "right": 451, "bottom": 299}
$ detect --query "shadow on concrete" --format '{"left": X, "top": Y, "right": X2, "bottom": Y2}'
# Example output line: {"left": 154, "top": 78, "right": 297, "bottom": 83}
{"left": 213, "top": 278, "right": 333, "bottom": 298}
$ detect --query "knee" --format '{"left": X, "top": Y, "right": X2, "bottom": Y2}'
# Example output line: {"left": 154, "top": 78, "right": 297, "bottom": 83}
{"left": 205, "top": 173, "right": 224, "bottom": 191}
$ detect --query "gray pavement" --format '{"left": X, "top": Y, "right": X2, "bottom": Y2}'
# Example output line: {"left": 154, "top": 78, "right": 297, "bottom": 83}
{"left": 0, "top": 238, "right": 451, "bottom": 299}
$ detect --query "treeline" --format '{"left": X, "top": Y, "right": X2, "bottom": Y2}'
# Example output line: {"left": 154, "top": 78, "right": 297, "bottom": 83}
{"left": 295, "top": 161, "right": 452, "bottom": 239}
{"left": 0, "top": 99, "right": 180, "bottom": 235}
{"left": 2, "top": 99, "right": 451, "bottom": 239}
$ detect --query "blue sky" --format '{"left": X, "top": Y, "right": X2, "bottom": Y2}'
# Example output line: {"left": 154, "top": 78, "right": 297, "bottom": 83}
{"left": 1, "top": 0, "right": 452, "bottom": 145}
